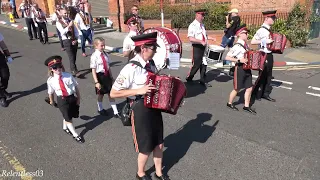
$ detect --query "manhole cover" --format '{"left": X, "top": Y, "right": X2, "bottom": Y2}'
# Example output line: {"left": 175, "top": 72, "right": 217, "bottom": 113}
{"left": 283, "top": 69, "right": 320, "bottom": 78}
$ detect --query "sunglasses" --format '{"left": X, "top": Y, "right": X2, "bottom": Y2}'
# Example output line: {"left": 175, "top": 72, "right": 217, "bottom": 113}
{"left": 130, "top": 22, "right": 137, "bottom": 26}
{"left": 51, "top": 65, "right": 63, "bottom": 70}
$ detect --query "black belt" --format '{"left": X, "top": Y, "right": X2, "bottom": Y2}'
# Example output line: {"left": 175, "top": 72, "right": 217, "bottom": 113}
{"left": 58, "top": 94, "right": 74, "bottom": 99}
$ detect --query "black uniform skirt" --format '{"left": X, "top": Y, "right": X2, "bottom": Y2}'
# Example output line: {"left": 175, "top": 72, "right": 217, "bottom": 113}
{"left": 57, "top": 94, "right": 79, "bottom": 122}
{"left": 95, "top": 72, "right": 113, "bottom": 95}
{"left": 131, "top": 98, "right": 164, "bottom": 153}
{"left": 233, "top": 64, "right": 253, "bottom": 90}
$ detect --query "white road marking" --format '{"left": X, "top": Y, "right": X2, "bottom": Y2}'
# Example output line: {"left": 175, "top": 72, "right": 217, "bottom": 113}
{"left": 308, "top": 86, "right": 320, "bottom": 91}
{"left": 306, "top": 92, "right": 320, "bottom": 97}
{"left": 11, "top": 24, "right": 18, "bottom": 27}
{"left": 252, "top": 75, "right": 293, "bottom": 85}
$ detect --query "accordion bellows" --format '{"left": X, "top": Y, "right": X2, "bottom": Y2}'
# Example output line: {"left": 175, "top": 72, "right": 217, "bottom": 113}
{"left": 144, "top": 74, "right": 187, "bottom": 115}
{"left": 269, "top": 33, "right": 287, "bottom": 54}
{"left": 243, "top": 51, "right": 267, "bottom": 70}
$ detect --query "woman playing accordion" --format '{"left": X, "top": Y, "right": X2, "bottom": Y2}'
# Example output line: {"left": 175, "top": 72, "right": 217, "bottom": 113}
{"left": 225, "top": 24, "right": 256, "bottom": 114}
{"left": 110, "top": 32, "right": 170, "bottom": 180}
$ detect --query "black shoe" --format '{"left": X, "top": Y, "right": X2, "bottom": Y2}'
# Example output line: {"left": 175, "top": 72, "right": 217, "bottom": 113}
{"left": 261, "top": 95, "right": 276, "bottom": 102}
{"left": 185, "top": 77, "right": 193, "bottom": 83}
{"left": 0, "top": 98, "right": 8, "bottom": 107}
{"left": 98, "top": 109, "right": 108, "bottom": 116}
{"left": 114, "top": 113, "right": 121, "bottom": 118}
{"left": 136, "top": 174, "right": 151, "bottom": 180}
{"left": 227, "top": 103, "right": 238, "bottom": 111}
{"left": 3, "top": 90, "right": 11, "bottom": 98}
{"left": 243, "top": 106, "right": 257, "bottom": 114}
{"left": 154, "top": 174, "right": 171, "bottom": 180}
{"left": 74, "top": 136, "right": 84, "bottom": 143}
{"left": 199, "top": 82, "right": 212, "bottom": 87}
{"left": 63, "top": 128, "right": 72, "bottom": 136}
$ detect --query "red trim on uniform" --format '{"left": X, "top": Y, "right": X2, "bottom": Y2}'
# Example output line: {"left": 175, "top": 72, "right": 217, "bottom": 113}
{"left": 131, "top": 110, "right": 139, "bottom": 153}
{"left": 48, "top": 59, "right": 62, "bottom": 67}
{"left": 187, "top": 47, "right": 194, "bottom": 77}
{"left": 134, "top": 39, "right": 157, "bottom": 46}
{"left": 126, "top": 17, "right": 136, "bottom": 25}
{"left": 233, "top": 66, "right": 238, "bottom": 90}
{"left": 264, "top": 13, "right": 276, "bottom": 17}
{"left": 236, "top": 27, "right": 248, "bottom": 36}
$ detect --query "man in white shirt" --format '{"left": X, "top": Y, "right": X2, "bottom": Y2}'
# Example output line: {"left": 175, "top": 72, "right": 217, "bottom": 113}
{"left": 250, "top": 10, "right": 277, "bottom": 103}
{"left": 32, "top": 3, "right": 48, "bottom": 44}
{"left": 74, "top": 2, "right": 92, "bottom": 57}
{"left": 56, "top": 7, "right": 79, "bottom": 77}
{"left": 51, "top": 5, "right": 65, "bottom": 51}
{"left": 185, "top": 9, "right": 216, "bottom": 87}
{"left": 21, "top": 1, "right": 38, "bottom": 40}
{"left": 123, "top": 15, "right": 139, "bottom": 61}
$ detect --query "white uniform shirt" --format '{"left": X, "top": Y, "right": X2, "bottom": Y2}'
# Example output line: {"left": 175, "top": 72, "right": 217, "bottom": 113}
{"left": 90, "top": 50, "right": 110, "bottom": 73}
{"left": 226, "top": 39, "right": 248, "bottom": 60}
{"left": 187, "top": 19, "right": 207, "bottom": 43}
{"left": 31, "top": 8, "right": 46, "bottom": 23}
{"left": 123, "top": 31, "right": 137, "bottom": 52}
{"left": 253, "top": 23, "right": 272, "bottom": 53}
{"left": 47, "top": 72, "right": 78, "bottom": 96}
{"left": 51, "top": 11, "right": 60, "bottom": 22}
{"left": 112, "top": 54, "right": 154, "bottom": 97}
{"left": 56, "top": 18, "right": 79, "bottom": 40}
{"left": 23, "top": 4, "right": 33, "bottom": 18}
{"left": 74, "top": 11, "right": 90, "bottom": 31}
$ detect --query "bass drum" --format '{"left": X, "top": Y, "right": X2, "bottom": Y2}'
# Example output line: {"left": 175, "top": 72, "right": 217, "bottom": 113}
{"left": 143, "top": 27, "right": 182, "bottom": 70}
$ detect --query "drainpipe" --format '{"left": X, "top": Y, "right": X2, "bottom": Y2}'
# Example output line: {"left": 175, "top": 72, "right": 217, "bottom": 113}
{"left": 117, "top": 0, "right": 122, "bottom": 32}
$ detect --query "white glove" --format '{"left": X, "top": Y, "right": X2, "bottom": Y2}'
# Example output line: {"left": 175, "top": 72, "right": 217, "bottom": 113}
{"left": 7, "top": 56, "right": 13, "bottom": 64}
{"left": 34, "top": 22, "right": 38, "bottom": 27}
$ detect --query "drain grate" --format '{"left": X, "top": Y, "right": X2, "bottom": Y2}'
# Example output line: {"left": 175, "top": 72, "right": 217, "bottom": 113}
{"left": 283, "top": 69, "right": 320, "bottom": 78}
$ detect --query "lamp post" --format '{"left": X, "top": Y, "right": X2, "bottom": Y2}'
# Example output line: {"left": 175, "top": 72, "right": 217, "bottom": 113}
{"left": 160, "top": 0, "right": 164, "bottom": 27}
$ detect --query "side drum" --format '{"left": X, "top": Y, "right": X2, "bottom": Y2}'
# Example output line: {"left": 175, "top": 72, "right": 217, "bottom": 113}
{"left": 144, "top": 27, "right": 182, "bottom": 69}
{"left": 205, "top": 45, "right": 225, "bottom": 64}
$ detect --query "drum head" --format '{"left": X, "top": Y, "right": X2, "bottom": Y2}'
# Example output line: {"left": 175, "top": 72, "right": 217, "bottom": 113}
{"left": 144, "top": 27, "right": 182, "bottom": 69}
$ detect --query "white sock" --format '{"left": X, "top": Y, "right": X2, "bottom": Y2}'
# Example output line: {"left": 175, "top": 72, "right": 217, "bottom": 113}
{"left": 110, "top": 102, "right": 119, "bottom": 115}
{"left": 66, "top": 123, "right": 79, "bottom": 137}
{"left": 97, "top": 101, "right": 104, "bottom": 111}
{"left": 63, "top": 119, "right": 67, "bottom": 130}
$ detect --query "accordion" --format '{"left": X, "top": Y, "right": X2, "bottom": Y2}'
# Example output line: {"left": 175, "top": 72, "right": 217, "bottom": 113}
{"left": 243, "top": 51, "right": 267, "bottom": 70}
{"left": 144, "top": 74, "right": 187, "bottom": 115}
{"left": 269, "top": 33, "right": 287, "bottom": 54}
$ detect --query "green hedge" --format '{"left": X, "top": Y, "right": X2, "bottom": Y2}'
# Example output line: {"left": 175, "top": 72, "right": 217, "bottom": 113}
{"left": 135, "top": 2, "right": 229, "bottom": 30}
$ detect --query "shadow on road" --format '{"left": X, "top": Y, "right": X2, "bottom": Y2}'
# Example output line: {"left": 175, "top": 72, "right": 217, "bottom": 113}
{"left": 146, "top": 113, "right": 218, "bottom": 176}
{"left": 75, "top": 100, "right": 127, "bottom": 138}
{"left": 7, "top": 83, "right": 47, "bottom": 106}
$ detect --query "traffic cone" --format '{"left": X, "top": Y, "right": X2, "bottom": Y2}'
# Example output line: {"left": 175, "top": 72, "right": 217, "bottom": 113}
{"left": 9, "top": 13, "right": 15, "bottom": 23}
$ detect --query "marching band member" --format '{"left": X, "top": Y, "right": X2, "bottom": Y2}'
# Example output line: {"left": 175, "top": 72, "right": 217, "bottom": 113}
{"left": 90, "top": 37, "right": 120, "bottom": 117}
{"left": 185, "top": 9, "right": 216, "bottom": 87}
{"left": 0, "top": 32, "right": 13, "bottom": 107}
{"left": 110, "top": 32, "right": 170, "bottom": 180}
{"left": 45, "top": 55, "right": 84, "bottom": 143}
{"left": 74, "top": 2, "right": 92, "bottom": 57}
{"left": 250, "top": 10, "right": 277, "bottom": 103}
{"left": 123, "top": 15, "right": 139, "bottom": 61}
{"left": 51, "top": 5, "right": 65, "bottom": 51}
{"left": 56, "top": 7, "right": 79, "bottom": 77}
{"left": 32, "top": 3, "right": 49, "bottom": 44}
{"left": 225, "top": 24, "right": 256, "bottom": 114}
{"left": 21, "top": 0, "right": 38, "bottom": 40}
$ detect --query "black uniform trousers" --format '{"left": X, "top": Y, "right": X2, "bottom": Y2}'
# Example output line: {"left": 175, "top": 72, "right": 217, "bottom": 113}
{"left": 186, "top": 44, "right": 206, "bottom": 83}
{"left": 25, "top": 18, "right": 38, "bottom": 39}
{"left": 251, "top": 53, "right": 274, "bottom": 102}
{"left": 36, "top": 22, "right": 48, "bottom": 43}
{"left": 63, "top": 39, "right": 78, "bottom": 73}
{"left": 0, "top": 54, "right": 10, "bottom": 99}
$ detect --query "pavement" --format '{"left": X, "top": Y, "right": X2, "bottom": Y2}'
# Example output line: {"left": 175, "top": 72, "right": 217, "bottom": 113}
{"left": 0, "top": 22, "right": 320, "bottom": 180}
{"left": 1, "top": 14, "right": 320, "bottom": 69}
